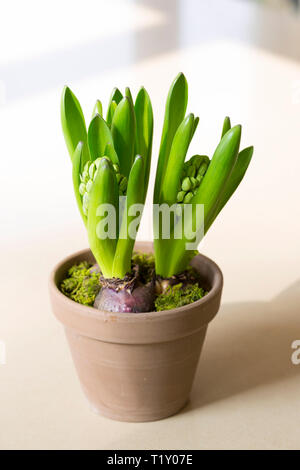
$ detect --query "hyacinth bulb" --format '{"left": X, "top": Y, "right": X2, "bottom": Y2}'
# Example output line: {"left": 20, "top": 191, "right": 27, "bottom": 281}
{"left": 94, "top": 283, "right": 155, "bottom": 313}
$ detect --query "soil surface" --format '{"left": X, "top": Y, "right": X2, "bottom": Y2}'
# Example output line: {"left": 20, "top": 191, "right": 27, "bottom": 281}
{"left": 60, "top": 252, "right": 207, "bottom": 312}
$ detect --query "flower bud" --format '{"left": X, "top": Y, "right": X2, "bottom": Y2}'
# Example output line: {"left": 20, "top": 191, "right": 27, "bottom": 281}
{"left": 177, "top": 191, "right": 186, "bottom": 203}
{"left": 190, "top": 177, "right": 197, "bottom": 189}
{"left": 82, "top": 192, "right": 89, "bottom": 215}
{"left": 79, "top": 183, "right": 86, "bottom": 196}
{"left": 183, "top": 192, "right": 193, "bottom": 203}
{"left": 119, "top": 176, "right": 127, "bottom": 194}
{"left": 182, "top": 177, "right": 192, "bottom": 191}
{"left": 88, "top": 162, "right": 96, "bottom": 179}
{"left": 86, "top": 180, "right": 93, "bottom": 193}
{"left": 189, "top": 155, "right": 202, "bottom": 168}
{"left": 81, "top": 162, "right": 90, "bottom": 183}
{"left": 186, "top": 164, "right": 196, "bottom": 177}
{"left": 197, "top": 161, "right": 208, "bottom": 177}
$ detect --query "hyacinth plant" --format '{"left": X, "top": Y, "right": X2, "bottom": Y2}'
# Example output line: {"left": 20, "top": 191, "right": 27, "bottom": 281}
{"left": 153, "top": 73, "right": 253, "bottom": 278}
{"left": 61, "top": 73, "right": 253, "bottom": 313}
{"left": 61, "top": 84, "right": 154, "bottom": 312}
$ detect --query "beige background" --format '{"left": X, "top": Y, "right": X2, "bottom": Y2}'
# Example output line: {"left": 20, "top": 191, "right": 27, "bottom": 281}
{"left": 1, "top": 0, "right": 300, "bottom": 449}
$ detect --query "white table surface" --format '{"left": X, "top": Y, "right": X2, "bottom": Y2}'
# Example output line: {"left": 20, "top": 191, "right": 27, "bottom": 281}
{"left": 0, "top": 0, "right": 300, "bottom": 450}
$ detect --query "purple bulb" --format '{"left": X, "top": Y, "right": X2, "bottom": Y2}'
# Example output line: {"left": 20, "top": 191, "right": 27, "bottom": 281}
{"left": 94, "top": 283, "right": 155, "bottom": 313}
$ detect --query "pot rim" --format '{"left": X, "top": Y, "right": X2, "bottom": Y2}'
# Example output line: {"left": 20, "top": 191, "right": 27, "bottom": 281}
{"left": 49, "top": 245, "right": 223, "bottom": 323}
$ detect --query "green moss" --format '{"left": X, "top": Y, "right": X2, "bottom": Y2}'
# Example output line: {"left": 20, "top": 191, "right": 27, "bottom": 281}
{"left": 60, "top": 255, "right": 207, "bottom": 311}
{"left": 132, "top": 251, "right": 155, "bottom": 283}
{"left": 155, "top": 283, "right": 207, "bottom": 312}
{"left": 60, "top": 261, "right": 101, "bottom": 306}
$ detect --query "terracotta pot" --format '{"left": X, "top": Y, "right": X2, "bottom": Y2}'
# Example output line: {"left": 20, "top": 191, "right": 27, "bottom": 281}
{"left": 49, "top": 242, "right": 223, "bottom": 422}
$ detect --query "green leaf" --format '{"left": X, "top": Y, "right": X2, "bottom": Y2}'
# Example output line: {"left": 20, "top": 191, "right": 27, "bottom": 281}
{"left": 87, "top": 157, "right": 118, "bottom": 278}
{"left": 72, "top": 142, "right": 87, "bottom": 225}
{"left": 125, "top": 87, "right": 134, "bottom": 107}
{"left": 106, "top": 100, "right": 117, "bottom": 128}
{"left": 158, "top": 125, "right": 242, "bottom": 277}
{"left": 209, "top": 145, "right": 253, "bottom": 223}
{"left": 104, "top": 142, "right": 119, "bottom": 165}
{"left": 193, "top": 124, "right": 242, "bottom": 227}
{"left": 191, "top": 116, "right": 199, "bottom": 139}
{"left": 221, "top": 116, "right": 231, "bottom": 138}
{"left": 160, "top": 113, "right": 195, "bottom": 205}
{"left": 154, "top": 73, "right": 188, "bottom": 203}
{"left": 87, "top": 114, "right": 114, "bottom": 162}
{"left": 109, "top": 87, "right": 123, "bottom": 105}
{"left": 112, "top": 155, "right": 145, "bottom": 278}
{"left": 106, "top": 87, "right": 123, "bottom": 127}
{"left": 134, "top": 87, "right": 154, "bottom": 199}
{"left": 92, "top": 100, "right": 103, "bottom": 118}
{"left": 111, "top": 96, "right": 136, "bottom": 179}
{"left": 61, "top": 86, "right": 89, "bottom": 169}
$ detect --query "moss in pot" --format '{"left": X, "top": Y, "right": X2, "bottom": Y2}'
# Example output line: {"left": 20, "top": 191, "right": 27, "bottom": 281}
{"left": 50, "top": 73, "right": 253, "bottom": 421}
{"left": 60, "top": 253, "right": 207, "bottom": 311}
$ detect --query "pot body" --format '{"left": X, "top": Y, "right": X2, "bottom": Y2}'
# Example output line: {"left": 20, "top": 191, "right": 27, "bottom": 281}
{"left": 49, "top": 242, "right": 223, "bottom": 422}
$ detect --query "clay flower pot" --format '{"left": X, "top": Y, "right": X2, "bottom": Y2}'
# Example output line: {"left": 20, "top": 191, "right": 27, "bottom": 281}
{"left": 49, "top": 242, "right": 223, "bottom": 422}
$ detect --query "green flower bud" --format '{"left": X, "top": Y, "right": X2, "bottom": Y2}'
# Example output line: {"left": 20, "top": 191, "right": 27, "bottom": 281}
{"left": 186, "top": 164, "right": 196, "bottom": 177}
{"left": 190, "top": 177, "right": 197, "bottom": 189}
{"left": 79, "top": 183, "right": 86, "bottom": 196}
{"left": 177, "top": 191, "right": 186, "bottom": 203}
{"left": 183, "top": 191, "right": 193, "bottom": 203}
{"left": 182, "top": 177, "right": 192, "bottom": 191}
{"left": 197, "top": 161, "right": 209, "bottom": 177}
{"left": 89, "top": 162, "right": 96, "bottom": 179}
{"left": 81, "top": 162, "right": 90, "bottom": 183}
{"left": 82, "top": 192, "right": 89, "bottom": 216}
{"left": 119, "top": 176, "right": 127, "bottom": 194}
{"left": 79, "top": 157, "right": 127, "bottom": 215}
{"left": 86, "top": 180, "right": 93, "bottom": 193}
{"left": 189, "top": 155, "right": 202, "bottom": 168}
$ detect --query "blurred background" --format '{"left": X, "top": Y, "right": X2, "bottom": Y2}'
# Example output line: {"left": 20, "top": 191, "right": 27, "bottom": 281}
{"left": 1, "top": 0, "right": 300, "bottom": 450}
{"left": 1, "top": 0, "right": 300, "bottom": 301}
